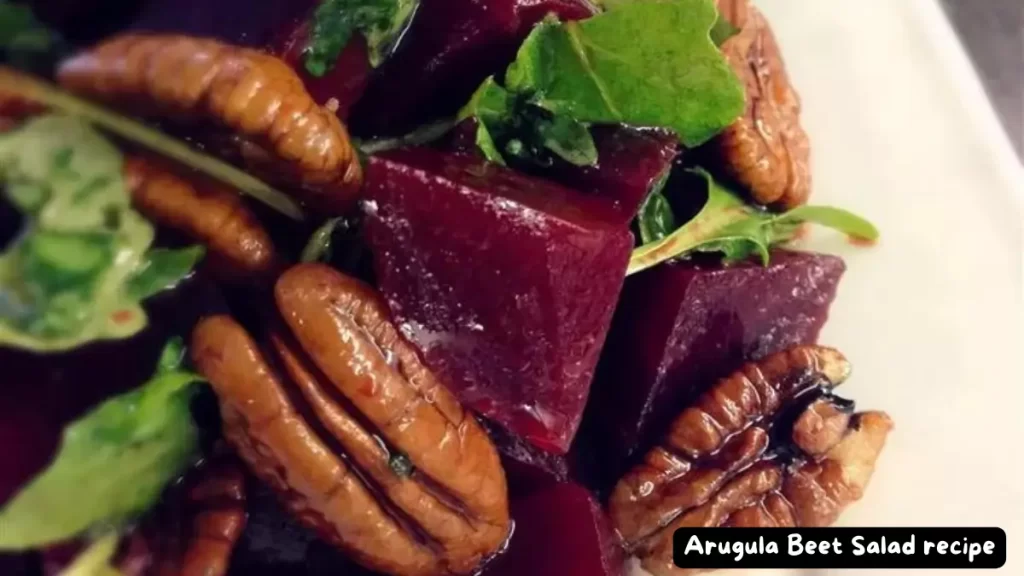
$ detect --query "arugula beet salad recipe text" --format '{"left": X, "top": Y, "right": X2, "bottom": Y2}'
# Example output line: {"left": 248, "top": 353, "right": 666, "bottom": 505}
{"left": 0, "top": 0, "right": 892, "bottom": 575}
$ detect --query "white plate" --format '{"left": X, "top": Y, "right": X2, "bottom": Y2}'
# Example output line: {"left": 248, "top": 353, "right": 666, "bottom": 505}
{"left": 634, "top": 0, "right": 1024, "bottom": 574}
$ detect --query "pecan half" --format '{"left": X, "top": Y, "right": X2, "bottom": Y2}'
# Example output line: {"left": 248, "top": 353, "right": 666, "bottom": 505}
{"left": 608, "top": 346, "right": 892, "bottom": 576}
{"left": 57, "top": 34, "right": 363, "bottom": 214}
{"left": 123, "top": 155, "right": 281, "bottom": 282}
{"left": 120, "top": 457, "right": 248, "bottom": 576}
{"left": 711, "top": 0, "right": 811, "bottom": 209}
{"left": 190, "top": 264, "right": 510, "bottom": 576}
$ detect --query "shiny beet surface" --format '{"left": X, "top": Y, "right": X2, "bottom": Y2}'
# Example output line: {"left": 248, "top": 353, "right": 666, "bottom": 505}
{"left": 443, "top": 122, "right": 678, "bottom": 227}
{"left": 129, "top": 0, "right": 310, "bottom": 48}
{"left": 540, "top": 127, "right": 678, "bottom": 225}
{"left": 363, "top": 148, "right": 633, "bottom": 454}
{"left": 485, "top": 482, "right": 625, "bottom": 576}
{"left": 349, "top": 0, "right": 597, "bottom": 136}
{"left": 270, "top": 17, "right": 371, "bottom": 120}
{"left": 583, "top": 250, "right": 846, "bottom": 484}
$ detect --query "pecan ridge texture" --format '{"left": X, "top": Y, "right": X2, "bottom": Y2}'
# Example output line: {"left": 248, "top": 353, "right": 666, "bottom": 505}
{"left": 608, "top": 345, "right": 892, "bottom": 576}
{"left": 123, "top": 155, "right": 281, "bottom": 282}
{"left": 191, "top": 264, "right": 511, "bottom": 576}
{"left": 713, "top": 0, "right": 811, "bottom": 209}
{"left": 58, "top": 34, "right": 363, "bottom": 214}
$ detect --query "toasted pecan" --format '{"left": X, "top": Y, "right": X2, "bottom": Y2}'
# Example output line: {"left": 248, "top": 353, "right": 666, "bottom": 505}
{"left": 58, "top": 34, "right": 362, "bottom": 214}
{"left": 191, "top": 264, "right": 510, "bottom": 576}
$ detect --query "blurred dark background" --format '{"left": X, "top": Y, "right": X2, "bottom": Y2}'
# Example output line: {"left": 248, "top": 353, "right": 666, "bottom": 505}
{"left": 940, "top": 0, "right": 1024, "bottom": 160}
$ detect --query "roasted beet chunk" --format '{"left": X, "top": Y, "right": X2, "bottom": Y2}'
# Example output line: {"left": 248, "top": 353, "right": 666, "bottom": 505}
{"left": 350, "top": 0, "right": 597, "bottom": 136}
{"left": 487, "top": 482, "right": 624, "bottom": 576}
{"left": 363, "top": 148, "right": 633, "bottom": 454}
{"left": 542, "top": 127, "right": 678, "bottom": 225}
{"left": 584, "top": 250, "right": 846, "bottom": 482}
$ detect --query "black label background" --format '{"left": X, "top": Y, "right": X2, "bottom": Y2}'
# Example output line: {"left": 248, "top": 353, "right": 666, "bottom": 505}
{"left": 673, "top": 527, "right": 1006, "bottom": 569}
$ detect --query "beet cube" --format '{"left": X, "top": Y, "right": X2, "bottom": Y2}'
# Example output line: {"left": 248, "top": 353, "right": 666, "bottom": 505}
{"left": 442, "top": 123, "right": 678, "bottom": 227}
{"left": 270, "top": 17, "right": 371, "bottom": 121}
{"left": 486, "top": 482, "right": 625, "bottom": 576}
{"left": 129, "top": 0, "right": 309, "bottom": 47}
{"left": 350, "top": 0, "right": 597, "bottom": 136}
{"left": 363, "top": 148, "right": 633, "bottom": 454}
{"left": 584, "top": 250, "right": 846, "bottom": 482}
{"left": 541, "top": 127, "right": 678, "bottom": 225}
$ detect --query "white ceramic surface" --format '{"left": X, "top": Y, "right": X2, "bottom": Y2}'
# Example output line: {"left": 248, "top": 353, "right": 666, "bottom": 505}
{"left": 633, "top": 0, "right": 1024, "bottom": 574}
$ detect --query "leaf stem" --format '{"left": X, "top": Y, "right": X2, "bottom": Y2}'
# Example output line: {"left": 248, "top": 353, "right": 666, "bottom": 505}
{"left": 0, "top": 67, "right": 305, "bottom": 220}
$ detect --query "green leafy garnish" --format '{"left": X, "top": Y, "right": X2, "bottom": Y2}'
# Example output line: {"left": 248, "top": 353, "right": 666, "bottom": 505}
{"left": 0, "top": 2, "right": 66, "bottom": 71}
{"left": 709, "top": 12, "right": 740, "bottom": 46}
{"left": 460, "top": 0, "right": 743, "bottom": 165}
{"left": 635, "top": 169, "right": 674, "bottom": 244}
{"left": 305, "top": 0, "right": 418, "bottom": 75}
{"left": 0, "top": 115, "right": 204, "bottom": 352}
{"left": 459, "top": 77, "right": 599, "bottom": 167}
{"left": 0, "top": 341, "right": 203, "bottom": 549}
{"left": 505, "top": 0, "right": 744, "bottom": 147}
{"left": 126, "top": 246, "right": 205, "bottom": 301}
{"left": 388, "top": 452, "right": 414, "bottom": 478}
{"left": 628, "top": 169, "right": 879, "bottom": 275}
{"left": 61, "top": 533, "right": 123, "bottom": 576}
{"left": 0, "top": 67, "right": 303, "bottom": 220}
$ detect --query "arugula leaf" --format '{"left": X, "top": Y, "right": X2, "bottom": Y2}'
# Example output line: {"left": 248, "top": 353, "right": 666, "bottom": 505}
{"left": 0, "top": 2, "right": 66, "bottom": 71}
{"left": 0, "top": 68, "right": 303, "bottom": 220}
{"left": 305, "top": 0, "right": 418, "bottom": 76}
{"left": 0, "top": 341, "right": 203, "bottom": 550}
{"left": 458, "top": 77, "right": 598, "bottom": 166}
{"left": 504, "top": 0, "right": 744, "bottom": 148}
{"left": 710, "top": 12, "right": 740, "bottom": 46}
{"left": 636, "top": 170, "right": 675, "bottom": 244}
{"left": 125, "top": 246, "right": 205, "bottom": 301}
{"left": 627, "top": 169, "right": 880, "bottom": 275}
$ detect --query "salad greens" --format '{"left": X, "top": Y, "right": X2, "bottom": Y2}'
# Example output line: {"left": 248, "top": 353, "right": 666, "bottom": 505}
{"left": 60, "top": 533, "right": 122, "bottom": 576}
{"left": 305, "top": 0, "right": 418, "bottom": 75}
{"left": 628, "top": 169, "right": 880, "bottom": 275}
{"left": 0, "top": 115, "right": 202, "bottom": 352}
{"left": 461, "top": 0, "right": 744, "bottom": 165}
{"left": 0, "top": 339, "right": 203, "bottom": 550}
{"left": 635, "top": 171, "right": 674, "bottom": 244}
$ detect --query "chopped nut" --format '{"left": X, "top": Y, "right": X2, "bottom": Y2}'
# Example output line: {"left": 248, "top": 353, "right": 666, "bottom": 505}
{"left": 711, "top": 0, "right": 811, "bottom": 209}
{"left": 120, "top": 457, "right": 248, "bottom": 576}
{"left": 58, "top": 34, "right": 363, "bottom": 214}
{"left": 191, "top": 264, "right": 511, "bottom": 576}
{"left": 608, "top": 346, "right": 892, "bottom": 576}
{"left": 123, "top": 155, "right": 281, "bottom": 282}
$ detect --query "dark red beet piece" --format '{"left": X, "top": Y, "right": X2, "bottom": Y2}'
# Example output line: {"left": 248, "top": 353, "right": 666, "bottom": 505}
{"left": 270, "top": 17, "right": 371, "bottom": 120}
{"left": 442, "top": 122, "right": 677, "bottom": 226}
{"left": 538, "top": 126, "right": 678, "bottom": 225}
{"left": 363, "top": 148, "right": 633, "bottom": 454}
{"left": 485, "top": 482, "right": 625, "bottom": 576}
{"left": 582, "top": 250, "right": 846, "bottom": 485}
{"left": 350, "top": 0, "right": 597, "bottom": 137}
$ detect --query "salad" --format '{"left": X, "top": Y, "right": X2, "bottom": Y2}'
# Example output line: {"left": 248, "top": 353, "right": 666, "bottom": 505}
{"left": 0, "top": 0, "right": 892, "bottom": 575}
